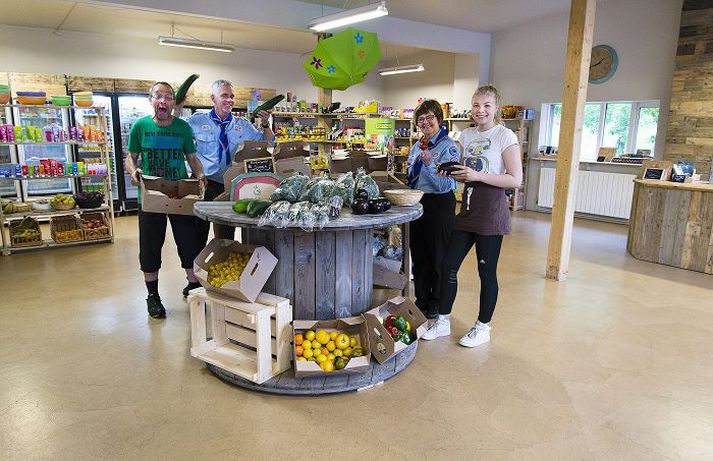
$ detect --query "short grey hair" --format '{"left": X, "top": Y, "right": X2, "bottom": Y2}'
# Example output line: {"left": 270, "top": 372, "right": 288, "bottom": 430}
{"left": 212, "top": 79, "right": 233, "bottom": 95}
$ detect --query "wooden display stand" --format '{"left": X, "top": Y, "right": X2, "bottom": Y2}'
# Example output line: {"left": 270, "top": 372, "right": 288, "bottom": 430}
{"left": 188, "top": 288, "right": 292, "bottom": 385}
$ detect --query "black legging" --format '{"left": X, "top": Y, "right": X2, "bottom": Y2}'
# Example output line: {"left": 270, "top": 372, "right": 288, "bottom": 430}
{"left": 439, "top": 230, "right": 503, "bottom": 323}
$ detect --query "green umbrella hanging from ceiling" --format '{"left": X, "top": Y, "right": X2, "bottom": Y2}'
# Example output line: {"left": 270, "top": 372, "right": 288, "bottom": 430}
{"left": 304, "top": 27, "right": 381, "bottom": 91}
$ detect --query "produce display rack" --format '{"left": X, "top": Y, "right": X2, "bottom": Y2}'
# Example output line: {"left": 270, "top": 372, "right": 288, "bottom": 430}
{"left": 0, "top": 104, "right": 115, "bottom": 255}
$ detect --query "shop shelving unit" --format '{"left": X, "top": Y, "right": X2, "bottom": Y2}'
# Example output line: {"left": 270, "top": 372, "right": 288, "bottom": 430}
{"left": 0, "top": 104, "right": 115, "bottom": 255}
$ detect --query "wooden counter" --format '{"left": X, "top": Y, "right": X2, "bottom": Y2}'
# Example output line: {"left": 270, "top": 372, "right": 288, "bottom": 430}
{"left": 627, "top": 179, "right": 713, "bottom": 274}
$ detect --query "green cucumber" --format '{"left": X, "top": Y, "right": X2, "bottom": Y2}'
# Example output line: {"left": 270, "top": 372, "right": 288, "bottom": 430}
{"left": 232, "top": 198, "right": 254, "bottom": 214}
{"left": 175, "top": 74, "right": 200, "bottom": 105}
{"left": 246, "top": 200, "right": 272, "bottom": 218}
{"left": 251, "top": 95, "right": 285, "bottom": 118}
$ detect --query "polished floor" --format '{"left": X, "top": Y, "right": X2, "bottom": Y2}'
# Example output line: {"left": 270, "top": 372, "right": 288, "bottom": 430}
{"left": 1, "top": 212, "right": 711, "bottom": 460}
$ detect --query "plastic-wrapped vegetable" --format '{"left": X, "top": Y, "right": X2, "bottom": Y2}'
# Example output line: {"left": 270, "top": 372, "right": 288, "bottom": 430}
{"left": 299, "top": 175, "right": 336, "bottom": 204}
{"left": 298, "top": 203, "right": 318, "bottom": 232}
{"left": 327, "top": 195, "right": 343, "bottom": 218}
{"left": 354, "top": 167, "right": 379, "bottom": 199}
{"left": 334, "top": 171, "right": 355, "bottom": 206}
{"left": 258, "top": 200, "right": 289, "bottom": 227}
{"left": 287, "top": 201, "right": 311, "bottom": 226}
{"left": 270, "top": 174, "right": 308, "bottom": 203}
{"left": 372, "top": 234, "right": 387, "bottom": 257}
{"left": 312, "top": 203, "right": 331, "bottom": 230}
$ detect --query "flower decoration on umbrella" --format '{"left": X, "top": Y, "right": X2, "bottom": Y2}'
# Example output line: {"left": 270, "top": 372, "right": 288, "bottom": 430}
{"left": 304, "top": 27, "right": 381, "bottom": 91}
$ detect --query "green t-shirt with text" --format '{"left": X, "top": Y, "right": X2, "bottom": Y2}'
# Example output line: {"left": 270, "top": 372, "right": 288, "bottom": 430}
{"left": 128, "top": 116, "right": 196, "bottom": 180}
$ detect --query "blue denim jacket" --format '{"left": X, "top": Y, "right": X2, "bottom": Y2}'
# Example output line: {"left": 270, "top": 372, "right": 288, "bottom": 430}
{"left": 406, "top": 127, "right": 459, "bottom": 193}
{"left": 187, "top": 112, "right": 268, "bottom": 183}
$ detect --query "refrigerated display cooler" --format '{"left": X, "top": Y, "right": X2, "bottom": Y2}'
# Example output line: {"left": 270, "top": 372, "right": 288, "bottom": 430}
{"left": 74, "top": 95, "right": 119, "bottom": 204}
{"left": 13, "top": 106, "right": 73, "bottom": 199}
{"left": 0, "top": 106, "right": 19, "bottom": 198}
{"left": 117, "top": 95, "right": 152, "bottom": 210}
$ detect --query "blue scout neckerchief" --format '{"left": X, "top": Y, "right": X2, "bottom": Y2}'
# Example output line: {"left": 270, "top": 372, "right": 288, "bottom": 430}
{"left": 209, "top": 109, "right": 233, "bottom": 166}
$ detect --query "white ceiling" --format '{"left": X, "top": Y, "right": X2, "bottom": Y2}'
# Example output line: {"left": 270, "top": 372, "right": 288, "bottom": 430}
{"left": 0, "top": 0, "right": 590, "bottom": 58}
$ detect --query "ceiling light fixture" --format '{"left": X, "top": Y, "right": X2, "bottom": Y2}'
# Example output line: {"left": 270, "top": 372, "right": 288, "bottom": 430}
{"left": 158, "top": 25, "right": 234, "bottom": 53}
{"left": 309, "top": 1, "right": 388, "bottom": 32}
{"left": 378, "top": 64, "right": 425, "bottom": 76}
{"left": 158, "top": 36, "right": 234, "bottom": 53}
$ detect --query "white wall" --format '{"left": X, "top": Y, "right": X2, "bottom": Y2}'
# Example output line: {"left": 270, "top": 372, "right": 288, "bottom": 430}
{"left": 491, "top": 0, "right": 682, "bottom": 158}
{"left": 0, "top": 25, "right": 384, "bottom": 106}
{"left": 382, "top": 50, "right": 457, "bottom": 109}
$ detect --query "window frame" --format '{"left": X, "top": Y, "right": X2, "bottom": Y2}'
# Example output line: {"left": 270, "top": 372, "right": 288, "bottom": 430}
{"left": 539, "top": 100, "right": 660, "bottom": 161}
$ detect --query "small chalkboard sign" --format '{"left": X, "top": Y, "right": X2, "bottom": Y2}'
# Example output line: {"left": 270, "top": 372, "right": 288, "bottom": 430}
{"left": 244, "top": 156, "right": 274, "bottom": 173}
{"left": 643, "top": 168, "right": 664, "bottom": 180}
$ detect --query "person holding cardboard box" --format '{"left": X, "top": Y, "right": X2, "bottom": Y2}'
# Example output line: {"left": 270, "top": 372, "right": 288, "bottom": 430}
{"left": 125, "top": 81, "right": 207, "bottom": 319}
{"left": 185, "top": 79, "right": 274, "bottom": 245}
{"left": 405, "top": 99, "right": 460, "bottom": 320}
{"left": 422, "top": 85, "right": 522, "bottom": 347}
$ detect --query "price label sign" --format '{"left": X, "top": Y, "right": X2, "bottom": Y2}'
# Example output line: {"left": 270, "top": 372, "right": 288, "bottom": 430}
{"left": 243, "top": 157, "right": 274, "bottom": 173}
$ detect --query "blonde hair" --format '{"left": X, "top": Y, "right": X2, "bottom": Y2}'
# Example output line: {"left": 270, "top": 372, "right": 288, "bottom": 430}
{"left": 472, "top": 85, "right": 503, "bottom": 125}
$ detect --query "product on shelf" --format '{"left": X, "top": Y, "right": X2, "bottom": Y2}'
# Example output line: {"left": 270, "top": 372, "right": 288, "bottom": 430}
{"left": 16, "top": 91, "right": 46, "bottom": 105}
{"left": 80, "top": 213, "right": 111, "bottom": 240}
{"left": 294, "top": 328, "right": 364, "bottom": 372}
{"left": 50, "top": 215, "right": 83, "bottom": 243}
{"left": 9, "top": 217, "right": 42, "bottom": 247}
{"left": 74, "top": 191, "right": 104, "bottom": 209}
{"left": 50, "top": 194, "right": 76, "bottom": 210}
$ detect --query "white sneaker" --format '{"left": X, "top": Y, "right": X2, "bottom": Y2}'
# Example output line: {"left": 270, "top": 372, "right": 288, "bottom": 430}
{"left": 459, "top": 322, "right": 491, "bottom": 348}
{"left": 420, "top": 318, "right": 451, "bottom": 341}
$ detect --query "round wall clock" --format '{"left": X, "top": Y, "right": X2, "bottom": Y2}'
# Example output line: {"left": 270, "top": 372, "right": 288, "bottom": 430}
{"left": 589, "top": 45, "right": 618, "bottom": 84}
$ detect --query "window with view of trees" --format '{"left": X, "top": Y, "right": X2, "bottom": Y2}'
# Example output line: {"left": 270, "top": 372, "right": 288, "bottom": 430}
{"left": 542, "top": 101, "right": 659, "bottom": 161}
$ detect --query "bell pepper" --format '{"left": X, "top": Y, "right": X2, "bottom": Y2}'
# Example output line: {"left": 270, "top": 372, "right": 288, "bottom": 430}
{"left": 386, "top": 325, "right": 400, "bottom": 339}
{"left": 400, "top": 330, "right": 412, "bottom": 345}
{"left": 405, "top": 320, "right": 411, "bottom": 332}
{"left": 384, "top": 315, "right": 396, "bottom": 330}
{"left": 393, "top": 315, "right": 408, "bottom": 332}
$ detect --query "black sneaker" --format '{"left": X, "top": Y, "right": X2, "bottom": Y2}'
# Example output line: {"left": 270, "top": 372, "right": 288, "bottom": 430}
{"left": 146, "top": 293, "right": 166, "bottom": 319}
{"left": 182, "top": 281, "right": 202, "bottom": 297}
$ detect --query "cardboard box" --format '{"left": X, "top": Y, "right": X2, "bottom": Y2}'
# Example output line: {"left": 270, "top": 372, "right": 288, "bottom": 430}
{"left": 140, "top": 175, "right": 204, "bottom": 216}
{"left": 193, "top": 238, "right": 278, "bottom": 303}
{"left": 364, "top": 297, "right": 427, "bottom": 364}
{"left": 232, "top": 141, "right": 272, "bottom": 173}
{"left": 292, "top": 316, "right": 371, "bottom": 377}
{"left": 273, "top": 141, "right": 311, "bottom": 177}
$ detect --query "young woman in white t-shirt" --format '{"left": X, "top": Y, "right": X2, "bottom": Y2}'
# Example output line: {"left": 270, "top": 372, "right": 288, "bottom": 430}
{"left": 421, "top": 85, "right": 523, "bottom": 347}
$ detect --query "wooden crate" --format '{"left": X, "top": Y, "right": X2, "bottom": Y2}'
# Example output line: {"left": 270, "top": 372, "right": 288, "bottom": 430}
{"left": 10, "top": 217, "right": 42, "bottom": 248}
{"left": 188, "top": 287, "right": 292, "bottom": 385}
{"left": 50, "top": 215, "right": 83, "bottom": 243}
{"left": 80, "top": 212, "right": 111, "bottom": 240}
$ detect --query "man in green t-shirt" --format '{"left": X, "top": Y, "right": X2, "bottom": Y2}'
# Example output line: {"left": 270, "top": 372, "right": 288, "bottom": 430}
{"left": 125, "top": 81, "right": 206, "bottom": 319}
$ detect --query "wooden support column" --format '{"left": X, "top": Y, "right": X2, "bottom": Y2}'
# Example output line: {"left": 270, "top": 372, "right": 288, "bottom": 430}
{"left": 545, "top": 0, "right": 597, "bottom": 281}
{"left": 316, "top": 33, "right": 333, "bottom": 172}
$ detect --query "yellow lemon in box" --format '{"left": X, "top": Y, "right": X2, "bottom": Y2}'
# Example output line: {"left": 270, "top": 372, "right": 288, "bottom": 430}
{"left": 326, "top": 341, "right": 336, "bottom": 352}
{"left": 303, "top": 348, "right": 314, "bottom": 359}
{"left": 327, "top": 353, "right": 335, "bottom": 362}
{"left": 302, "top": 339, "right": 312, "bottom": 350}
{"left": 329, "top": 331, "right": 339, "bottom": 341}
{"left": 343, "top": 347, "right": 353, "bottom": 357}
{"left": 349, "top": 337, "right": 357, "bottom": 348}
{"left": 322, "top": 361, "right": 335, "bottom": 372}
{"left": 316, "top": 354, "right": 327, "bottom": 364}
{"left": 312, "top": 339, "right": 322, "bottom": 348}
{"left": 333, "top": 349, "right": 343, "bottom": 357}
{"left": 297, "top": 357, "right": 307, "bottom": 362}
{"left": 305, "top": 330, "right": 315, "bottom": 341}
{"left": 315, "top": 329, "right": 330, "bottom": 345}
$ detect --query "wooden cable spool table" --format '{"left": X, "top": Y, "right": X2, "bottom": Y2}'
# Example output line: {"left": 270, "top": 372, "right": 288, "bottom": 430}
{"left": 193, "top": 201, "right": 423, "bottom": 394}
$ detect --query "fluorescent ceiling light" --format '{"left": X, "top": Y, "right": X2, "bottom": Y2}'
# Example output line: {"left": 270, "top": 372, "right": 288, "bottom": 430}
{"left": 309, "top": 1, "right": 388, "bottom": 32}
{"left": 378, "top": 64, "right": 425, "bottom": 76}
{"left": 158, "top": 36, "right": 234, "bottom": 53}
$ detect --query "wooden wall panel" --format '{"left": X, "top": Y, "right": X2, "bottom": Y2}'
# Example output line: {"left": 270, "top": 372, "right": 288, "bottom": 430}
{"left": 664, "top": 1, "right": 713, "bottom": 179}
{"left": 8, "top": 72, "right": 66, "bottom": 96}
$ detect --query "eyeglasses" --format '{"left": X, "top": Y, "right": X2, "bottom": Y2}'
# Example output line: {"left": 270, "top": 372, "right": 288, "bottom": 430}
{"left": 152, "top": 94, "right": 175, "bottom": 102}
{"left": 416, "top": 114, "right": 436, "bottom": 125}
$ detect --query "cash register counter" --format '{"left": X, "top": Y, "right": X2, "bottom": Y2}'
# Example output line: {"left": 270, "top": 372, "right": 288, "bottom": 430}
{"left": 627, "top": 179, "right": 713, "bottom": 274}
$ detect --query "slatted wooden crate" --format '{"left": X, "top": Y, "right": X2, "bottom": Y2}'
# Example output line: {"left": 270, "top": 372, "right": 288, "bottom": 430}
{"left": 188, "top": 287, "right": 292, "bottom": 385}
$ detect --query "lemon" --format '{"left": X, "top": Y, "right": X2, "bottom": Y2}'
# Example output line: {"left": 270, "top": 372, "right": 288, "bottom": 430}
{"left": 343, "top": 346, "right": 353, "bottom": 357}
{"left": 329, "top": 331, "right": 339, "bottom": 341}
{"left": 305, "top": 330, "right": 316, "bottom": 341}
{"left": 322, "top": 361, "right": 335, "bottom": 372}
{"left": 326, "top": 341, "right": 336, "bottom": 352}
{"left": 297, "top": 357, "right": 307, "bottom": 362}
{"left": 316, "top": 354, "right": 327, "bottom": 363}
{"left": 327, "top": 353, "right": 335, "bottom": 362}
{"left": 307, "top": 357, "right": 316, "bottom": 362}
{"left": 303, "top": 348, "right": 313, "bottom": 359}
{"left": 349, "top": 337, "right": 357, "bottom": 347}
{"left": 315, "top": 329, "right": 330, "bottom": 345}
{"left": 302, "top": 339, "right": 312, "bottom": 350}
{"left": 333, "top": 349, "right": 343, "bottom": 357}
{"left": 312, "top": 339, "right": 322, "bottom": 348}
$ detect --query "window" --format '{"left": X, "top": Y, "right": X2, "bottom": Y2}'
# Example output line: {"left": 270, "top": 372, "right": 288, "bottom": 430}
{"left": 541, "top": 100, "right": 659, "bottom": 161}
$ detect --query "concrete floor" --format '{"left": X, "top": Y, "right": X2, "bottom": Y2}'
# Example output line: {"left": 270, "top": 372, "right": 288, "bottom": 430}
{"left": 1, "top": 211, "right": 711, "bottom": 460}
